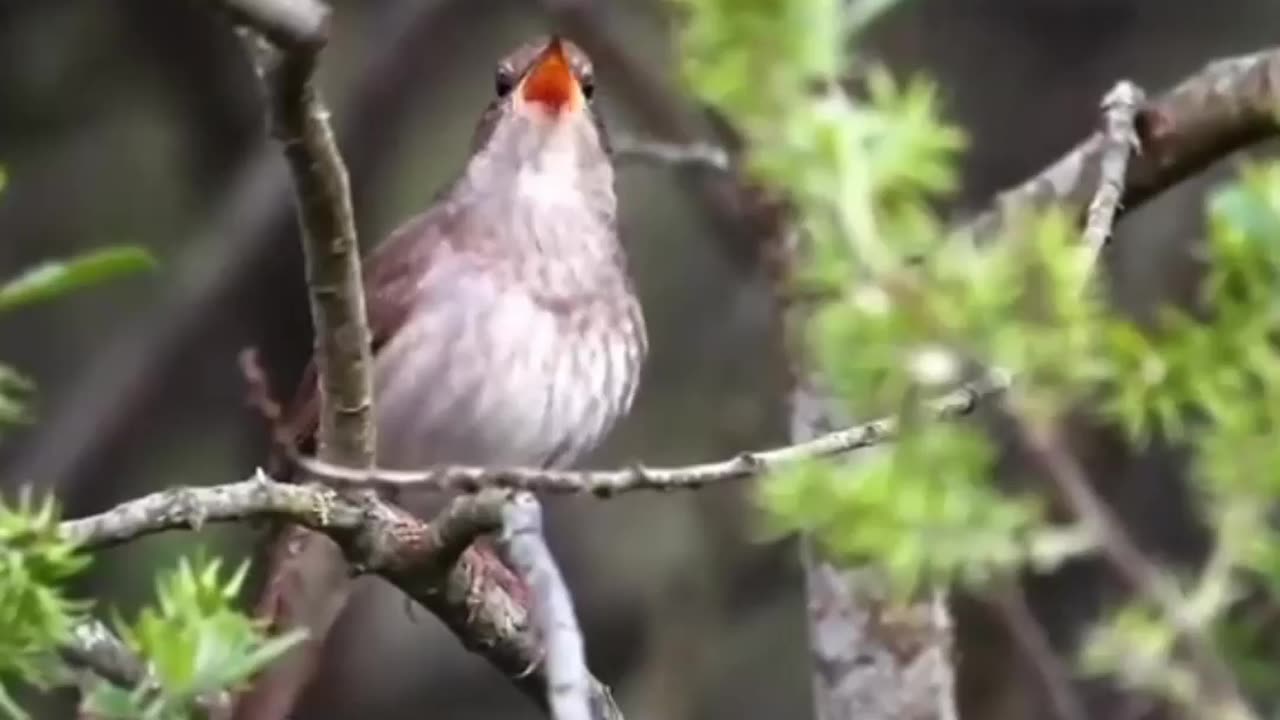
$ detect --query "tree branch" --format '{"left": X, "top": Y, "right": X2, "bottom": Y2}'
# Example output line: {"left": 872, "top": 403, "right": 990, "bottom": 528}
{"left": 212, "top": 2, "right": 378, "bottom": 716}
{"left": 58, "top": 478, "right": 624, "bottom": 720}
{"left": 253, "top": 9, "right": 375, "bottom": 468}
{"left": 495, "top": 494, "right": 591, "bottom": 720}
{"left": 964, "top": 47, "right": 1280, "bottom": 241}
{"left": 292, "top": 372, "right": 1008, "bottom": 494}
{"left": 1011, "top": 413, "right": 1256, "bottom": 720}
{"left": 1082, "top": 81, "right": 1144, "bottom": 266}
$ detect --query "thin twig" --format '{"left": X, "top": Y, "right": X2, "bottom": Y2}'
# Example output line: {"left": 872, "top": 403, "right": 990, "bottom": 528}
{"left": 1082, "top": 81, "right": 1145, "bottom": 267}
{"left": 990, "top": 584, "right": 1089, "bottom": 720}
{"left": 495, "top": 494, "right": 591, "bottom": 720}
{"left": 611, "top": 136, "right": 731, "bottom": 171}
{"left": 1012, "top": 413, "right": 1257, "bottom": 720}
{"left": 295, "top": 371, "right": 1009, "bottom": 493}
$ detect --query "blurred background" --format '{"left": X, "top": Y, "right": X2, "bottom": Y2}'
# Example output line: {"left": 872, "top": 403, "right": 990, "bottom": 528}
{"left": 1, "top": 0, "right": 1277, "bottom": 718}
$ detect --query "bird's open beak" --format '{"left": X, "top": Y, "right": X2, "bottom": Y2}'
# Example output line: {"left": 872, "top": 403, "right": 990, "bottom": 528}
{"left": 518, "top": 37, "right": 583, "bottom": 115}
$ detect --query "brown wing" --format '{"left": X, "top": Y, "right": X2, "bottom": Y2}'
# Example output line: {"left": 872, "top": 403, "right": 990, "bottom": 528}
{"left": 273, "top": 199, "right": 465, "bottom": 464}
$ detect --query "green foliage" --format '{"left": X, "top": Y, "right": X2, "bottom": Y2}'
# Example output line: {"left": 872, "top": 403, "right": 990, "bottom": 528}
{"left": 0, "top": 367, "right": 33, "bottom": 431}
{"left": 763, "top": 423, "right": 1043, "bottom": 594}
{"left": 0, "top": 166, "right": 155, "bottom": 435}
{"left": 0, "top": 246, "right": 156, "bottom": 314}
{"left": 1081, "top": 602, "right": 1196, "bottom": 705}
{"left": 0, "top": 172, "right": 294, "bottom": 717}
{"left": 677, "top": 0, "right": 1280, "bottom": 716}
{"left": 0, "top": 494, "right": 87, "bottom": 717}
{"left": 83, "top": 556, "right": 305, "bottom": 720}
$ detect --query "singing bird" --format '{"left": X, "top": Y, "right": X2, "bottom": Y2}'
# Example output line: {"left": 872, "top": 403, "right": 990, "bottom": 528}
{"left": 234, "top": 36, "right": 647, "bottom": 718}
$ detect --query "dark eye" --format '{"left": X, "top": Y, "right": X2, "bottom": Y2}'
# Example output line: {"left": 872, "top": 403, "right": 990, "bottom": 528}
{"left": 581, "top": 76, "right": 595, "bottom": 100}
{"left": 495, "top": 67, "right": 515, "bottom": 97}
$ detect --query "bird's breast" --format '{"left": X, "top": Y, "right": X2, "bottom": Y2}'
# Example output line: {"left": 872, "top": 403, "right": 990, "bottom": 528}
{"left": 371, "top": 267, "right": 645, "bottom": 471}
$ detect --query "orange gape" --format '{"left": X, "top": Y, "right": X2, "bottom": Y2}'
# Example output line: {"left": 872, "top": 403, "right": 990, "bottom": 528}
{"left": 520, "top": 38, "right": 581, "bottom": 113}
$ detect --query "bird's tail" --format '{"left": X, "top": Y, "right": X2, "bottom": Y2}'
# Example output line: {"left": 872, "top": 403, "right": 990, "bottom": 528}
{"left": 229, "top": 515, "right": 355, "bottom": 719}
{"left": 231, "top": 353, "right": 354, "bottom": 720}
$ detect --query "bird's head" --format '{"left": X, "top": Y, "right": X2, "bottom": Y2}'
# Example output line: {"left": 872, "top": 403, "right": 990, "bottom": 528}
{"left": 468, "top": 37, "right": 610, "bottom": 178}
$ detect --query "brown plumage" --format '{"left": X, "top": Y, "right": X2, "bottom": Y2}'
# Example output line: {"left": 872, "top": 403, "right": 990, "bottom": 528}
{"left": 232, "top": 36, "right": 646, "bottom": 719}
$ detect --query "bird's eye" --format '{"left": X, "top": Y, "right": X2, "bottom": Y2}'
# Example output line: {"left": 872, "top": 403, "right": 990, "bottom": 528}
{"left": 495, "top": 68, "right": 515, "bottom": 97}
{"left": 581, "top": 76, "right": 595, "bottom": 100}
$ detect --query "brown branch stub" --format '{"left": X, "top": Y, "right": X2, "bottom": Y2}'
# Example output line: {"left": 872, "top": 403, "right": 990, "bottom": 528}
{"left": 495, "top": 493, "right": 591, "bottom": 720}
{"left": 1082, "top": 81, "right": 1145, "bottom": 266}
{"left": 964, "top": 47, "right": 1280, "bottom": 242}
{"left": 295, "top": 372, "right": 1008, "bottom": 495}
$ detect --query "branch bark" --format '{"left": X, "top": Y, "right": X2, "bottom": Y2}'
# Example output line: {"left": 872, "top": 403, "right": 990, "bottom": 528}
{"left": 255, "top": 8, "right": 375, "bottom": 467}
{"left": 210, "top": 1, "right": 376, "bottom": 717}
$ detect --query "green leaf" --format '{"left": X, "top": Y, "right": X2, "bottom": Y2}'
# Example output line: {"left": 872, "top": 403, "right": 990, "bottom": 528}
{"left": 0, "top": 365, "right": 33, "bottom": 429}
{"left": 0, "top": 246, "right": 156, "bottom": 313}
{"left": 111, "top": 554, "right": 307, "bottom": 717}
{"left": 0, "top": 492, "right": 88, "bottom": 692}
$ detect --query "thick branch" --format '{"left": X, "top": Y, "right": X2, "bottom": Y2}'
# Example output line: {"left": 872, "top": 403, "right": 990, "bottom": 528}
{"left": 58, "top": 479, "right": 623, "bottom": 720}
{"left": 294, "top": 372, "right": 1008, "bottom": 494}
{"left": 965, "top": 47, "right": 1280, "bottom": 241}
{"left": 219, "top": 3, "right": 376, "bottom": 717}
{"left": 495, "top": 494, "right": 591, "bottom": 720}
{"left": 261, "top": 31, "right": 375, "bottom": 468}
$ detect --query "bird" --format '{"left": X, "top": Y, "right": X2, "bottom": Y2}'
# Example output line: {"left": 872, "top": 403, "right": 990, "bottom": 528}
{"left": 231, "top": 36, "right": 647, "bottom": 719}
